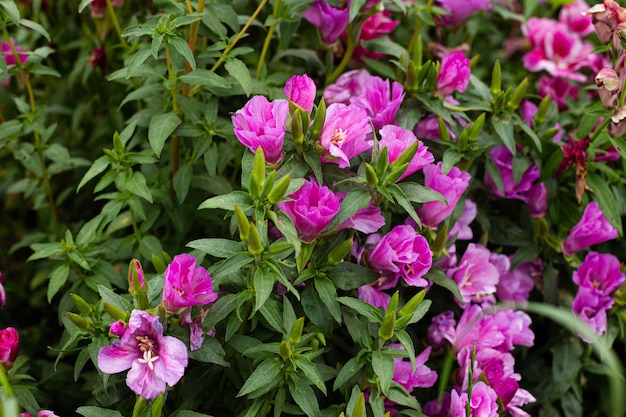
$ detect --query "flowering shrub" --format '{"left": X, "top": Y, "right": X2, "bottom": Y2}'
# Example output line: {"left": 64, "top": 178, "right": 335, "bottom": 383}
{"left": 1, "top": 0, "right": 626, "bottom": 417}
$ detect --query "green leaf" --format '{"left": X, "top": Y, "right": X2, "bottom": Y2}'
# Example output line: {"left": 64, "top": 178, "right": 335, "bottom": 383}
{"left": 28, "top": 242, "right": 64, "bottom": 261}
{"left": 187, "top": 238, "right": 242, "bottom": 258}
{"left": 0, "top": 0, "right": 20, "bottom": 23}
{"left": 314, "top": 275, "right": 341, "bottom": 324}
{"left": 394, "top": 329, "right": 416, "bottom": 371}
{"left": 586, "top": 171, "right": 623, "bottom": 234}
{"left": 173, "top": 163, "right": 192, "bottom": 203}
{"left": 326, "top": 262, "right": 378, "bottom": 291}
{"left": 179, "top": 69, "right": 230, "bottom": 88}
{"left": 425, "top": 267, "right": 462, "bottom": 301}
{"left": 387, "top": 184, "right": 422, "bottom": 227}
{"left": 326, "top": 188, "right": 371, "bottom": 232}
{"left": 78, "top": 0, "right": 93, "bottom": 13}
{"left": 398, "top": 182, "right": 447, "bottom": 204}
{"left": 189, "top": 337, "right": 229, "bottom": 367}
{"left": 76, "top": 407, "right": 124, "bottom": 417}
{"left": 204, "top": 293, "right": 238, "bottom": 329}
{"left": 126, "top": 46, "right": 152, "bottom": 77}
{"left": 295, "top": 356, "right": 327, "bottom": 395}
{"left": 289, "top": 381, "right": 321, "bottom": 417}
{"left": 28, "top": 62, "right": 61, "bottom": 77}
{"left": 98, "top": 285, "right": 133, "bottom": 313}
{"left": 48, "top": 263, "right": 70, "bottom": 302}
{"left": 333, "top": 356, "right": 364, "bottom": 390}
{"left": 492, "top": 115, "right": 516, "bottom": 155}
{"left": 372, "top": 351, "right": 394, "bottom": 395}
{"left": 19, "top": 19, "right": 50, "bottom": 41}
{"left": 125, "top": 171, "right": 153, "bottom": 203}
{"left": 254, "top": 267, "right": 275, "bottom": 312}
{"left": 225, "top": 58, "right": 252, "bottom": 97}
{"left": 201, "top": 10, "right": 227, "bottom": 39}
{"left": 148, "top": 112, "right": 181, "bottom": 157}
{"left": 237, "top": 358, "right": 283, "bottom": 397}
{"left": 168, "top": 35, "right": 196, "bottom": 71}
{"left": 337, "top": 296, "right": 383, "bottom": 323}
{"left": 198, "top": 191, "right": 253, "bottom": 211}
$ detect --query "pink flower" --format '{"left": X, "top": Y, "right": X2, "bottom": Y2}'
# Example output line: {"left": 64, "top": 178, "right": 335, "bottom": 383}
{"left": 573, "top": 251, "right": 625, "bottom": 295}
{"left": 0, "top": 327, "right": 19, "bottom": 367}
{"left": 449, "top": 381, "right": 499, "bottom": 417}
{"left": 1, "top": 40, "right": 28, "bottom": 67}
{"left": 284, "top": 74, "right": 316, "bottom": 113}
{"left": 390, "top": 345, "right": 437, "bottom": 391}
{"left": 232, "top": 96, "right": 289, "bottom": 164}
{"left": 559, "top": 0, "right": 594, "bottom": 36}
{"left": 335, "top": 192, "right": 385, "bottom": 234}
{"left": 447, "top": 243, "right": 499, "bottom": 306}
{"left": 490, "top": 309, "right": 535, "bottom": 351}
{"left": 358, "top": 283, "right": 393, "bottom": 309}
{"left": 302, "top": 0, "right": 349, "bottom": 44}
{"left": 427, "top": 311, "right": 456, "bottom": 349}
{"left": 436, "top": 0, "right": 492, "bottom": 26}
{"left": 415, "top": 114, "right": 456, "bottom": 141}
{"left": 436, "top": 52, "right": 471, "bottom": 97}
{"left": 98, "top": 310, "right": 188, "bottom": 399}
{"left": 319, "top": 103, "right": 373, "bottom": 168}
{"left": 379, "top": 125, "right": 434, "bottom": 181}
{"left": 526, "top": 183, "right": 548, "bottom": 218}
{"left": 366, "top": 225, "right": 432, "bottom": 287}
{"left": 483, "top": 146, "right": 540, "bottom": 202}
{"left": 350, "top": 75, "right": 405, "bottom": 129}
{"left": 572, "top": 286, "right": 613, "bottom": 339}
{"left": 360, "top": 11, "right": 399, "bottom": 41}
{"left": 496, "top": 258, "right": 540, "bottom": 305}
{"left": 538, "top": 76, "right": 579, "bottom": 111}
{"left": 323, "top": 69, "right": 370, "bottom": 105}
{"left": 0, "top": 271, "right": 5, "bottom": 309}
{"left": 109, "top": 321, "right": 127, "bottom": 337}
{"left": 562, "top": 201, "right": 619, "bottom": 255}
{"left": 278, "top": 179, "right": 340, "bottom": 243}
{"left": 162, "top": 254, "right": 218, "bottom": 313}
{"left": 448, "top": 199, "right": 477, "bottom": 240}
{"left": 418, "top": 163, "right": 471, "bottom": 228}
{"left": 21, "top": 411, "right": 60, "bottom": 417}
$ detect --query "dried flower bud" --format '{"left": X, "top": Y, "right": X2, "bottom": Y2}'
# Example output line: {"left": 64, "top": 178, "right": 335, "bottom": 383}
{"left": 595, "top": 68, "right": 621, "bottom": 109}
{"left": 609, "top": 104, "right": 626, "bottom": 137}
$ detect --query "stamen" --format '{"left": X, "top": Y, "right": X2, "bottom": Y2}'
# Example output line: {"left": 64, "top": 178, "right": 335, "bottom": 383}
{"left": 330, "top": 128, "right": 347, "bottom": 146}
{"left": 137, "top": 350, "right": 159, "bottom": 371}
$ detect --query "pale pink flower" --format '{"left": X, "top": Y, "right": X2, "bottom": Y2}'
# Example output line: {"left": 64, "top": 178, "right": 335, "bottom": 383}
{"left": 448, "top": 199, "right": 477, "bottom": 241}
{"left": 436, "top": 0, "right": 492, "bottom": 26}
{"left": 449, "top": 381, "right": 499, "bottom": 417}
{"left": 496, "top": 258, "right": 540, "bottom": 305}
{"left": 335, "top": 192, "right": 385, "bottom": 234}
{"left": 447, "top": 244, "right": 499, "bottom": 306}
{"left": 390, "top": 344, "right": 437, "bottom": 391}
{"left": 323, "top": 69, "right": 370, "bottom": 105}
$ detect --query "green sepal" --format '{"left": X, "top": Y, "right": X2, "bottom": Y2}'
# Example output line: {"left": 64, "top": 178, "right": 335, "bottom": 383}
{"left": 70, "top": 293, "right": 93, "bottom": 316}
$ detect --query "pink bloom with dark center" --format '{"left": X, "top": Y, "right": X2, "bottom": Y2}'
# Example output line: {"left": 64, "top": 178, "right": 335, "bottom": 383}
{"left": 319, "top": 103, "right": 373, "bottom": 168}
{"left": 378, "top": 125, "right": 434, "bottom": 181}
{"left": 447, "top": 243, "right": 499, "bottom": 306}
{"left": 98, "top": 310, "right": 188, "bottom": 399}
{"left": 559, "top": 0, "right": 594, "bottom": 36}
{"left": 436, "top": 0, "right": 492, "bottom": 26}
{"left": 162, "top": 254, "right": 218, "bottom": 313}
{"left": 278, "top": 179, "right": 340, "bottom": 243}
{"left": 449, "top": 381, "right": 499, "bottom": 417}
{"left": 323, "top": 69, "right": 370, "bottom": 105}
{"left": 418, "top": 162, "right": 471, "bottom": 228}
{"left": 483, "top": 146, "right": 540, "bottom": 202}
{"left": 302, "top": 0, "right": 349, "bottom": 45}
{"left": 350, "top": 75, "right": 405, "bottom": 129}
{"left": 573, "top": 251, "right": 625, "bottom": 295}
{"left": 232, "top": 96, "right": 289, "bottom": 164}
{"left": 284, "top": 74, "right": 317, "bottom": 113}
{"left": 436, "top": 52, "right": 471, "bottom": 97}
{"left": 562, "top": 201, "right": 619, "bottom": 255}
{"left": 0, "top": 327, "right": 19, "bottom": 367}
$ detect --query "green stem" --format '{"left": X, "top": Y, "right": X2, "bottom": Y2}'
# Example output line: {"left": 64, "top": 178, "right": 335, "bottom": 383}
{"left": 105, "top": 0, "right": 127, "bottom": 47}
{"left": 129, "top": 204, "right": 142, "bottom": 242}
{"left": 325, "top": 27, "right": 357, "bottom": 85}
{"left": 164, "top": 43, "right": 181, "bottom": 175}
{"left": 406, "top": 0, "right": 433, "bottom": 55}
{"left": 0, "top": 365, "right": 13, "bottom": 398}
{"left": 256, "top": 0, "right": 281, "bottom": 79}
{"left": 182, "top": 0, "right": 207, "bottom": 96}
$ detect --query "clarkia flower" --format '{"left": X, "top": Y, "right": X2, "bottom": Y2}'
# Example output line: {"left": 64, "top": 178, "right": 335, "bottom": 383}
{"left": 352, "top": 11, "right": 400, "bottom": 62}
{"left": 496, "top": 258, "right": 540, "bottom": 305}
{"left": 350, "top": 75, "right": 404, "bottom": 129}
{"left": 559, "top": 0, "right": 594, "bottom": 36}
{"left": 232, "top": 96, "right": 289, "bottom": 164}
{"left": 323, "top": 69, "right": 370, "bottom": 105}
{"left": 538, "top": 76, "right": 579, "bottom": 111}
{"left": 378, "top": 125, "right": 434, "bottom": 181}
{"left": 319, "top": 103, "right": 373, "bottom": 168}
{"left": 436, "top": 0, "right": 492, "bottom": 26}
{"left": 436, "top": 52, "right": 471, "bottom": 97}
{"left": 427, "top": 311, "right": 456, "bottom": 349}
{"left": 583, "top": 0, "right": 626, "bottom": 44}
{"left": 447, "top": 243, "right": 499, "bottom": 306}
{"left": 98, "top": 310, "right": 188, "bottom": 399}
{"left": 1, "top": 40, "right": 27, "bottom": 67}
{"left": 448, "top": 199, "right": 477, "bottom": 241}
{"left": 162, "top": 254, "right": 218, "bottom": 313}
{"left": 573, "top": 251, "right": 625, "bottom": 295}
{"left": 278, "top": 179, "right": 340, "bottom": 243}
{"left": 449, "top": 381, "right": 499, "bottom": 417}
{"left": 562, "top": 201, "right": 619, "bottom": 255}
{"left": 0, "top": 327, "right": 19, "bottom": 367}
{"left": 417, "top": 162, "right": 471, "bottom": 228}
{"left": 483, "top": 146, "right": 540, "bottom": 202}
{"left": 572, "top": 286, "right": 613, "bottom": 339}
{"left": 390, "top": 344, "right": 437, "bottom": 392}
{"left": 302, "top": 0, "right": 349, "bottom": 45}
{"left": 284, "top": 74, "right": 316, "bottom": 113}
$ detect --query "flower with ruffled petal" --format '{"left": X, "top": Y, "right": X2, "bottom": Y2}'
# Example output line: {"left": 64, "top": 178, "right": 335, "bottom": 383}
{"left": 391, "top": 344, "right": 438, "bottom": 392}
{"left": 559, "top": 0, "right": 594, "bottom": 36}
{"left": 0, "top": 327, "right": 19, "bottom": 367}
{"left": 436, "top": 52, "right": 471, "bottom": 97}
{"left": 162, "top": 254, "right": 218, "bottom": 313}
{"left": 284, "top": 74, "right": 316, "bottom": 113}
{"left": 572, "top": 286, "right": 613, "bottom": 340}
{"left": 302, "top": 0, "right": 349, "bottom": 44}
{"left": 573, "top": 251, "right": 625, "bottom": 295}
{"left": 323, "top": 69, "right": 370, "bottom": 105}
{"left": 418, "top": 162, "right": 471, "bottom": 228}
{"left": 335, "top": 192, "right": 385, "bottom": 234}
{"left": 447, "top": 244, "right": 499, "bottom": 306}
{"left": 448, "top": 199, "right": 477, "bottom": 241}
{"left": 483, "top": 146, "right": 540, "bottom": 202}
{"left": 319, "top": 103, "right": 373, "bottom": 168}
{"left": 562, "top": 201, "right": 619, "bottom": 255}
{"left": 379, "top": 125, "right": 434, "bottom": 181}
{"left": 350, "top": 75, "right": 404, "bottom": 129}
{"left": 449, "top": 381, "right": 499, "bottom": 417}
{"left": 98, "top": 310, "right": 188, "bottom": 399}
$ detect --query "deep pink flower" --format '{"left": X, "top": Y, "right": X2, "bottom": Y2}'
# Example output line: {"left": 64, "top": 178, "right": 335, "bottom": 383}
{"left": 572, "top": 286, "right": 613, "bottom": 339}
{"left": 526, "top": 183, "right": 548, "bottom": 218}
{"left": 483, "top": 146, "right": 540, "bottom": 202}
{"left": 20, "top": 411, "right": 60, "bottom": 417}
{"left": 390, "top": 344, "right": 437, "bottom": 391}
{"left": 496, "top": 258, "right": 540, "bottom": 304}
{"left": 232, "top": 96, "right": 289, "bottom": 164}
{"left": 559, "top": 0, "right": 594, "bottom": 36}
{"left": 360, "top": 10, "right": 399, "bottom": 41}
{"left": 562, "top": 201, "right": 619, "bottom": 255}
{"left": 0, "top": 327, "right": 19, "bottom": 367}
{"left": 448, "top": 199, "right": 477, "bottom": 241}
{"left": 379, "top": 125, "right": 434, "bottom": 181}
{"left": 418, "top": 162, "right": 471, "bottom": 228}
{"left": 319, "top": 103, "right": 373, "bottom": 168}
{"left": 436, "top": 0, "right": 492, "bottom": 26}
{"left": 302, "top": 0, "right": 349, "bottom": 44}
{"left": 357, "top": 283, "right": 393, "bottom": 309}
{"left": 366, "top": 225, "right": 432, "bottom": 287}
{"left": 323, "top": 69, "right": 370, "bottom": 105}
{"left": 573, "top": 251, "right": 625, "bottom": 295}
{"left": 520, "top": 100, "right": 538, "bottom": 126}
{"left": 278, "top": 179, "right": 340, "bottom": 243}
{"left": 447, "top": 244, "right": 499, "bottom": 306}
{"left": 350, "top": 75, "right": 404, "bottom": 129}
{"left": 284, "top": 74, "right": 316, "bottom": 113}
{"left": 1, "top": 40, "right": 27, "bottom": 67}
{"left": 335, "top": 192, "right": 385, "bottom": 234}
{"left": 538, "top": 76, "right": 579, "bottom": 111}
{"left": 162, "top": 254, "right": 218, "bottom": 313}
{"left": 506, "top": 388, "right": 537, "bottom": 417}
{"left": 109, "top": 321, "right": 127, "bottom": 337}
{"left": 98, "top": 310, "right": 188, "bottom": 399}
{"left": 436, "top": 52, "right": 471, "bottom": 97}
{"left": 449, "top": 381, "right": 499, "bottom": 417}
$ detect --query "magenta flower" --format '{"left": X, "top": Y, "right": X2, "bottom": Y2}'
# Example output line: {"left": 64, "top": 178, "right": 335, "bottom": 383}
{"left": 390, "top": 344, "right": 437, "bottom": 391}
{"left": 0, "top": 271, "right": 5, "bottom": 310}
{"left": 319, "top": 103, "right": 373, "bottom": 168}
{"left": 357, "top": 283, "right": 393, "bottom": 309}
{"left": 323, "top": 69, "right": 370, "bottom": 105}
{"left": 449, "top": 381, "right": 499, "bottom": 417}
{"left": 559, "top": 0, "right": 594, "bottom": 36}
{"left": 520, "top": 100, "right": 538, "bottom": 126}
{"left": 572, "top": 286, "right": 613, "bottom": 340}
{"left": 109, "top": 321, "right": 127, "bottom": 337}
{"left": 352, "top": 11, "right": 400, "bottom": 62}
{"left": 490, "top": 309, "right": 535, "bottom": 351}
{"left": 538, "top": 76, "right": 579, "bottom": 111}
{"left": 278, "top": 179, "right": 340, "bottom": 243}
{"left": 526, "top": 183, "right": 548, "bottom": 218}
{"left": 350, "top": 76, "right": 404, "bottom": 129}
{"left": 562, "top": 201, "right": 619, "bottom": 255}
{"left": 302, "top": 0, "right": 349, "bottom": 45}
{"left": 483, "top": 146, "right": 540, "bottom": 202}
{"left": 379, "top": 125, "right": 434, "bottom": 181}
{"left": 1, "top": 40, "right": 27, "bottom": 67}
{"left": 335, "top": 192, "right": 385, "bottom": 234}
{"left": 284, "top": 74, "right": 316, "bottom": 113}
{"left": 417, "top": 162, "right": 471, "bottom": 228}
{"left": 0, "top": 327, "right": 19, "bottom": 367}
{"left": 496, "top": 258, "right": 540, "bottom": 305}
{"left": 436, "top": 52, "right": 471, "bottom": 97}
{"left": 573, "top": 251, "right": 625, "bottom": 295}
{"left": 447, "top": 243, "right": 499, "bottom": 306}
{"left": 232, "top": 96, "right": 289, "bottom": 164}
{"left": 414, "top": 114, "right": 455, "bottom": 141}
{"left": 436, "top": 0, "right": 492, "bottom": 26}
{"left": 366, "top": 225, "right": 432, "bottom": 288}
{"left": 20, "top": 411, "right": 60, "bottom": 417}
{"left": 98, "top": 310, "right": 188, "bottom": 399}
{"left": 162, "top": 254, "right": 218, "bottom": 313}
{"left": 448, "top": 199, "right": 477, "bottom": 241}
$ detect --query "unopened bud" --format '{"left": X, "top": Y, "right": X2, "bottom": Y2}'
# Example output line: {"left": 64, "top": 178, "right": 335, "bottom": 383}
{"left": 288, "top": 317, "right": 305, "bottom": 345}
{"left": 327, "top": 238, "right": 354, "bottom": 265}
{"left": 128, "top": 259, "right": 146, "bottom": 297}
{"left": 490, "top": 59, "right": 501, "bottom": 97}
{"left": 234, "top": 205, "right": 250, "bottom": 241}
{"left": 378, "top": 310, "right": 396, "bottom": 340}
{"left": 103, "top": 302, "right": 129, "bottom": 321}
{"left": 70, "top": 293, "right": 93, "bottom": 316}
{"left": 507, "top": 77, "right": 528, "bottom": 110}
{"left": 247, "top": 222, "right": 264, "bottom": 256}
{"left": 279, "top": 339, "right": 292, "bottom": 360}
{"left": 365, "top": 163, "right": 379, "bottom": 188}
{"left": 67, "top": 312, "right": 91, "bottom": 331}
{"left": 595, "top": 68, "right": 621, "bottom": 110}
{"left": 310, "top": 99, "right": 326, "bottom": 141}
{"left": 267, "top": 174, "right": 291, "bottom": 205}
{"left": 534, "top": 94, "right": 552, "bottom": 125}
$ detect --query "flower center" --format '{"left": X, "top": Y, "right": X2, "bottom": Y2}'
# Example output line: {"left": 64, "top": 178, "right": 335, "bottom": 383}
{"left": 136, "top": 336, "right": 159, "bottom": 370}
{"left": 330, "top": 128, "right": 347, "bottom": 146}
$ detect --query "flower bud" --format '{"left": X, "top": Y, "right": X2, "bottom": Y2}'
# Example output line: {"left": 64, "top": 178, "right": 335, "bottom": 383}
{"left": 109, "top": 320, "right": 127, "bottom": 337}
{"left": 70, "top": 293, "right": 94, "bottom": 316}
{"left": 247, "top": 222, "right": 265, "bottom": 256}
{"left": 0, "top": 327, "right": 19, "bottom": 367}
{"left": 490, "top": 59, "right": 501, "bottom": 97}
{"left": 127, "top": 259, "right": 147, "bottom": 297}
{"left": 234, "top": 204, "right": 250, "bottom": 241}
{"left": 267, "top": 174, "right": 291, "bottom": 205}
{"left": 327, "top": 238, "right": 354, "bottom": 265}
{"left": 261, "top": 170, "right": 276, "bottom": 199}
{"left": 365, "top": 163, "right": 379, "bottom": 188}
{"left": 534, "top": 94, "right": 552, "bottom": 125}
{"left": 279, "top": 340, "right": 292, "bottom": 360}
{"left": 378, "top": 310, "right": 396, "bottom": 340}
{"left": 103, "top": 301, "right": 129, "bottom": 321}
{"left": 288, "top": 317, "right": 305, "bottom": 345}
{"left": 310, "top": 98, "right": 326, "bottom": 141}
{"left": 507, "top": 77, "right": 528, "bottom": 110}
{"left": 67, "top": 312, "right": 91, "bottom": 331}
{"left": 405, "top": 60, "right": 418, "bottom": 93}
{"left": 595, "top": 68, "right": 621, "bottom": 110}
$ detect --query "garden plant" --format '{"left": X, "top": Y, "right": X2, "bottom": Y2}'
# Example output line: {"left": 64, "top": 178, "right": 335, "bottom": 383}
{"left": 1, "top": 0, "right": 626, "bottom": 416}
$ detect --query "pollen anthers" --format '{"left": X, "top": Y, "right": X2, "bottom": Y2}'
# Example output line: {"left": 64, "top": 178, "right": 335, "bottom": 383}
{"left": 330, "top": 128, "right": 347, "bottom": 146}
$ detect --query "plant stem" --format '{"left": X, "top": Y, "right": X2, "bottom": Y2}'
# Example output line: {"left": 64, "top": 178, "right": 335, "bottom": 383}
{"left": 182, "top": 0, "right": 207, "bottom": 97}
{"left": 407, "top": 0, "right": 433, "bottom": 56}
{"left": 256, "top": 0, "right": 281, "bottom": 80}
{"left": 0, "top": 365, "right": 13, "bottom": 398}
{"left": 165, "top": 42, "right": 182, "bottom": 175}
{"left": 105, "top": 0, "right": 127, "bottom": 47}
{"left": 325, "top": 27, "right": 357, "bottom": 85}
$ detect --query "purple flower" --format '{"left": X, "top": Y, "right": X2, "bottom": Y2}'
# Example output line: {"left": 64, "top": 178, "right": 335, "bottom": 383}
{"left": 98, "top": 310, "right": 188, "bottom": 399}
{"left": 350, "top": 75, "right": 404, "bottom": 129}
{"left": 423, "top": 392, "right": 451, "bottom": 417}
{"left": 449, "top": 381, "right": 499, "bottom": 417}
{"left": 562, "top": 201, "right": 619, "bottom": 255}
{"left": 447, "top": 244, "right": 499, "bottom": 306}
{"left": 179, "top": 306, "right": 210, "bottom": 351}
{"left": 436, "top": 52, "right": 471, "bottom": 97}
{"left": 520, "top": 100, "right": 538, "bottom": 126}
{"left": 448, "top": 199, "right": 477, "bottom": 240}
{"left": 483, "top": 146, "right": 540, "bottom": 202}
{"left": 390, "top": 345, "right": 437, "bottom": 391}
{"left": 496, "top": 258, "right": 540, "bottom": 305}
{"left": 319, "top": 103, "right": 373, "bottom": 168}
{"left": 357, "top": 283, "right": 392, "bottom": 309}
{"left": 427, "top": 311, "right": 456, "bottom": 349}
{"left": 335, "top": 192, "right": 385, "bottom": 234}
{"left": 323, "top": 69, "right": 370, "bottom": 105}
{"left": 0, "top": 327, "right": 19, "bottom": 367}
{"left": 278, "top": 179, "right": 340, "bottom": 243}
{"left": 418, "top": 162, "right": 471, "bottom": 228}
{"left": 573, "top": 251, "right": 625, "bottom": 295}
{"left": 284, "top": 74, "right": 317, "bottom": 113}
{"left": 162, "top": 254, "right": 218, "bottom": 313}
{"left": 526, "top": 183, "right": 548, "bottom": 218}
{"left": 378, "top": 125, "right": 434, "bottom": 181}
{"left": 232, "top": 96, "right": 289, "bottom": 164}
{"left": 572, "top": 286, "right": 613, "bottom": 339}
{"left": 366, "top": 225, "right": 432, "bottom": 287}
{"left": 436, "top": 0, "right": 492, "bottom": 26}
{"left": 302, "top": 0, "right": 349, "bottom": 44}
